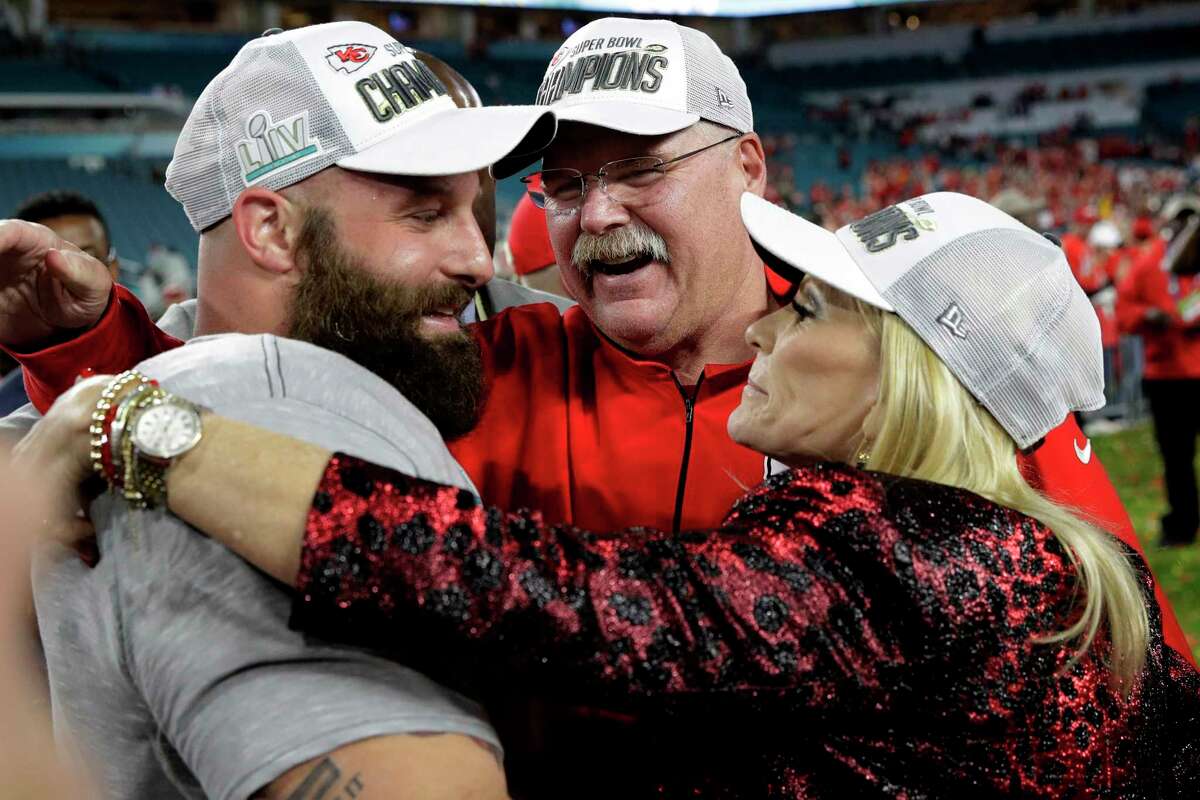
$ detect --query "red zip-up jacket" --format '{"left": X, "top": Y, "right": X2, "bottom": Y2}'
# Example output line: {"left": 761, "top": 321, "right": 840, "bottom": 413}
{"left": 454, "top": 300, "right": 762, "bottom": 532}
{"left": 1115, "top": 251, "right": 1200, "bottom": 381}
{"left": 11, "top": 284, "right": 1195, "bottom": 663}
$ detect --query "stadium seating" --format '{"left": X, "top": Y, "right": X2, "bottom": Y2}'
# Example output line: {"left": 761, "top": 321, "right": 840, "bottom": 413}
{"left": 1145, "top": 80, "right": 1200, "bottom": 137}
{"left": 2, "top": 11, "right": 1197, "bottom": 261}
{"left": 0, "top": 158, "right": 196, "bottom": 269}
{"left": 0, "top": 57, "right": 113, "bottom": 93}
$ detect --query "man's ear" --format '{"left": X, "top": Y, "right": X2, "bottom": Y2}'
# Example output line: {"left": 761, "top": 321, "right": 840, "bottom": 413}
{"left": 231, "top": 187, "right": 304, "bottom": 275}
{"left": 736, "top": 133, "right": 768, "bottom": 197}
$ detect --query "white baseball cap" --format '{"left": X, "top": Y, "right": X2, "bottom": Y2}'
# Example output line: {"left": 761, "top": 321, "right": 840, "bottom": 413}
{"left": 166, "top": 21, "right": 556, "bottom": 232}
{"left": 533, "top": 18, "right": 751, "bottom": 139}
{"left": 1088, "top": 220, "right": 1123, "bottom": 249}
{"left": 740, "top": 191, "right": 1105, "bottom": 449}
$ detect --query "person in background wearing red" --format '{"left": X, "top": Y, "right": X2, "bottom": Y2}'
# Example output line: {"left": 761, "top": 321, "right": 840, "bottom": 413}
{"left": 1060, "top": 204, "right": 1096, "bottom": 271}
{"left": 1061, "top": 205, "right": 1100, "bottom": 291}
{"left": 1117, "top": 208, "right": 1200, "bottom": 547}
{"left": 1109, "top": 216, "right": 1164, "bottom": 417}
{"left": 504, "top": 180, "right": 572, "bottom": 302}
{"left": 1125, "top": 216, "right": 1166, "bottom": 286}
{"left": 1086, "top": 220, "right": 1123, "bottom": 404}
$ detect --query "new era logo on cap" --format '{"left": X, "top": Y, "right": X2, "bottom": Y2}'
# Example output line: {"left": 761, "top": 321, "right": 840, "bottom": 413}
{"left": 531, "top": 18, "right": 752, "bottom": 138}
{"left": 937, "top": 304, "right": 969, "bottom": 339}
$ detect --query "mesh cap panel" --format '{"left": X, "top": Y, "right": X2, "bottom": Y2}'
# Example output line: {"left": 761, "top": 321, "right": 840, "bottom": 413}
{"left": 166, "top": 39, "right": 354, "bottom": 232}
{"left": 881, "top": 228, "right": 1104, "bottom": 448}
{"left": 678, "top": 25, "right": 753, "bottom": 133}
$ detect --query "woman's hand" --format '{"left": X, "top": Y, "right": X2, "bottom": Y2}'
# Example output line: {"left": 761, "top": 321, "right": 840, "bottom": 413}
{"left": 12, "top": 374, "right": 112, "bottom": 545}
{"left": 0, "top": 446, "right": 94, "bottom": 798}
{"left": 18, "top": 374, "right": 334, "bottom": 583}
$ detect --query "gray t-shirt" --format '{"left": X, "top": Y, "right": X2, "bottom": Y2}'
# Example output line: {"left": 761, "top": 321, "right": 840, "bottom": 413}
{"left": 33, "top": 333, "right": 494, "bottom": 800}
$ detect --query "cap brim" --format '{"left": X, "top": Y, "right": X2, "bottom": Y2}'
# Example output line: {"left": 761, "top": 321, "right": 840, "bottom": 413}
{"left": 554, "top": 100, "right": 699, "bottom": 136}
{"left": 739, "top": 193, "right": 894, "bottom": 312}
{"left": 337, "top": 105, "right": 556, "bottom": 179}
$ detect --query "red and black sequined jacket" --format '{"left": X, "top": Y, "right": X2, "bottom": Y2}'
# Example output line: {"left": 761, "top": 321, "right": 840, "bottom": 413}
{"left": 295, "top": 456, "right": 1198, "bottom": 799}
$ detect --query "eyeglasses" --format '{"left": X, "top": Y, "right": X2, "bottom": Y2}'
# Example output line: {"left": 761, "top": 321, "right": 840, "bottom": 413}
{"left": 523, "top": 132, "right": 744, "bottom": 211}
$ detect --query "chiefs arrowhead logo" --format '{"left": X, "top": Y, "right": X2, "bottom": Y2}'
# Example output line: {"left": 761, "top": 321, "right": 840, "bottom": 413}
{"left": 325, "top": 43, "right": 377, "bottom": 74}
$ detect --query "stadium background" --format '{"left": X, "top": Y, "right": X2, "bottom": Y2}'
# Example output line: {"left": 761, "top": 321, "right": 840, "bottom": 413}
{"left": 0, "top": 0, "right": 1197, "bottom": 659}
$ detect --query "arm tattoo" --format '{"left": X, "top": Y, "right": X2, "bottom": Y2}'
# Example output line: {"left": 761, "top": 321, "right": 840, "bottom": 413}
{"left": 285, "top": 757, "right": 365, "bottom": 800}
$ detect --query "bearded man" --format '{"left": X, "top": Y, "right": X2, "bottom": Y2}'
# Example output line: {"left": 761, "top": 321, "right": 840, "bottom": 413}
{"left": 1, "top": 19, "right": 1193, "bottom": 796}
{"left": 0, "top": 21, "right": 555, "bottom": 799}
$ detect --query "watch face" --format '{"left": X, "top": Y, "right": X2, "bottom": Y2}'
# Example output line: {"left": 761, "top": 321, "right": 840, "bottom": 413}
{"left": 133, "top": 403, "right": 202, "bottom": 460}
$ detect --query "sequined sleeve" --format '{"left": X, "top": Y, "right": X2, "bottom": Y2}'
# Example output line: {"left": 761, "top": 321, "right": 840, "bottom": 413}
{"left": 296, "top": 454, "right": 1080, "bottom": 701}
{"left": 292, "top": 455, "right": 1200, "bottom": 796}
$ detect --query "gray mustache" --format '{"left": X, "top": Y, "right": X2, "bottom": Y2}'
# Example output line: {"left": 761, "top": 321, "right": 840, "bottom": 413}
{"left": 572, "top": 224, "right": 670, "bottom": 273}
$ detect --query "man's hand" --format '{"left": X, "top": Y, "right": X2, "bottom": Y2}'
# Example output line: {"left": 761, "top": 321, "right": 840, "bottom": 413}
{"left": 0, "top": 220, "right": 114, "bottom": 349}
{"left": 12, "top": 374, "right": 112, "bottom": 545}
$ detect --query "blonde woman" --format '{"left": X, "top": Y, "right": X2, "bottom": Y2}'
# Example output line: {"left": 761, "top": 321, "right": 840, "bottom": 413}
{"left": 26, "top": 193, "right": 1199, "bottom": 797}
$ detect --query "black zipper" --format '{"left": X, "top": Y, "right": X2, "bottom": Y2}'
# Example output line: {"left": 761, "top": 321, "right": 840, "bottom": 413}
{"left": 670, "top": 371, "right": 705, "bottom": 533}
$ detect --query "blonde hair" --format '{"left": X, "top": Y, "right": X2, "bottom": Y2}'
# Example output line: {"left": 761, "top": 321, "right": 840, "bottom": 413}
{"left": 856, "top": 301, "right": 1148, "bottom": 687}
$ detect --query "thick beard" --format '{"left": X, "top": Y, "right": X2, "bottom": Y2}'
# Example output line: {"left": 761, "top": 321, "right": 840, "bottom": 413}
{"left": 287, "top": 207, "right": 485, "bottom": 440}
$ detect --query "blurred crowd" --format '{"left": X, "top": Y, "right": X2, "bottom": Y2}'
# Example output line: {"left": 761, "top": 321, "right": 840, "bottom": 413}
{"left": 765, "top": 139, "right": 1198, "bottom": 395}
{"left": 765, "top": 138, "right": 1198, "bottom": 231}
{"left": 806, "top": 78, "right": 1199, "bottom": 164}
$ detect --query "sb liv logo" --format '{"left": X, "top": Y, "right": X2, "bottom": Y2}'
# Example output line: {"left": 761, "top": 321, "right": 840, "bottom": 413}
{"left": 237, "top": 110, "right": 323, "bottom": 185}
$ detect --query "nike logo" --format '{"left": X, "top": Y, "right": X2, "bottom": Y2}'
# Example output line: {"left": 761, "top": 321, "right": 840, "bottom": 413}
{"left": 1074, "top": 437, "right": 1092, "bottom": 464}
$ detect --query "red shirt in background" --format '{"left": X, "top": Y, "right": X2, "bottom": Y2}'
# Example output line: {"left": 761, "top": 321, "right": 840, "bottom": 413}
{"left": 1116, "top": 251, "right": 1200, "bottom": 381}
{"left": 1062, "top": 233, "right": 1107, "bottom": 295}
{"left": 10, "top": 284, "right": 1194, "bottom": 664}
{"left": 1062, "top": 233, "right": 1123, "bottom": 347}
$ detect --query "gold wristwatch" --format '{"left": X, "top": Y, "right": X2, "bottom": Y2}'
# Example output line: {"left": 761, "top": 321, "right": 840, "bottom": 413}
{"left": 125, "top": 395, "right": 204, "bottom": 509}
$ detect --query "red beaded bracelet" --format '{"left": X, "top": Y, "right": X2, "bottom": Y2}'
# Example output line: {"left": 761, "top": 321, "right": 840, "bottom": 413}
{"left": 98, "top": 400, "right": 122, "bottom": 485}
{"left": 89, "top": 371, "right": 159, "bottom": 489}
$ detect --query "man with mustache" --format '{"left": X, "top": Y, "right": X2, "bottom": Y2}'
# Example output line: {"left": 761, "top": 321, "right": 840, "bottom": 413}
{"left": 5, "top": 20, "right": 769, "bottom": 534}
{"left": 2, "top": 13, "right": 1193, "bottom": 715}
{"left": 0, "top": 21, "right": 557, "bottom": 799}
{"left": 412, "top": 50, "right": 574, "bottom": 322}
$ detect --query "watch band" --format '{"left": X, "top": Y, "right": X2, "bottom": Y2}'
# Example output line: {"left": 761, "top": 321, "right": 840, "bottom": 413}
{"left": 108, "top": 381, "right": 160, "bottom": 486}
{"left": 91, "top": 371, "right": 156, "bottom": 485}
{"left": 132, "top": 453, "right": 171, "bottom": 510}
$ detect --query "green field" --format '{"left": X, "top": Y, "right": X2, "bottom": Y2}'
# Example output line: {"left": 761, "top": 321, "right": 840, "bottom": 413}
{"left": 1092, "top": 422, "right": 1200, "bottom": 662}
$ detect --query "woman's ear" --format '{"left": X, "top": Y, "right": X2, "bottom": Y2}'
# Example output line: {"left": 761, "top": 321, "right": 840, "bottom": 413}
{"left": 862, "top": 396, "right": 883, "bottom": 442}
